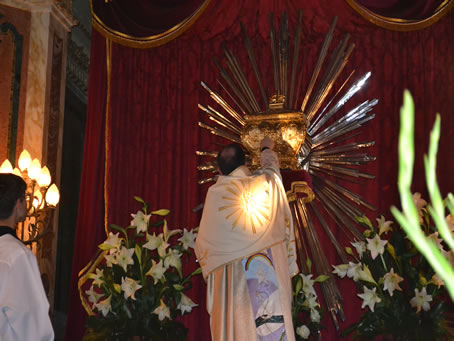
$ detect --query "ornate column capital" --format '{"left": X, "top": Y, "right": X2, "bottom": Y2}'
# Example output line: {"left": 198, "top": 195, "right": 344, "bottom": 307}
{"left": 3, "top": 0, "right": 77, "bottom": 31}
{"left": 52, "top": 0, "right": 78, "bottom": 32}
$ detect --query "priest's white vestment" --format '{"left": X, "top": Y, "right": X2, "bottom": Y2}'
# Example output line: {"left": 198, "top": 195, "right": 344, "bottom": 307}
{"left": 195, "top": 149, "right": 298, "bottom": 341}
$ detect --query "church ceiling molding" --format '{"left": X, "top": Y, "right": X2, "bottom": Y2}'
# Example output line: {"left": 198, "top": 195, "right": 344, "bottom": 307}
{"left": 89, "top": 0, "right": 211, "bottom": 48}
{"left": 346, "top": 0, "right": 454, "bottom": 31}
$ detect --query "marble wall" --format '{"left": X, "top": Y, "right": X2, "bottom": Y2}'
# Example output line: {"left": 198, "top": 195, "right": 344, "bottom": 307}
{"left": 0, "top": 0, "right": 76, "bottom": 312}
{"left": 0, "top": 4, "right": 30, "bottom": 164}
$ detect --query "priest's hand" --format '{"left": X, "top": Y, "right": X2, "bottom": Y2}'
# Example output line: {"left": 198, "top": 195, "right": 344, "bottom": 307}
{"left": 260, "top": 136, "right": 274, "bottom": 151}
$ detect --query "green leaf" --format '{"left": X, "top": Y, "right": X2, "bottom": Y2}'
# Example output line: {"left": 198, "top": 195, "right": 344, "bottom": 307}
{"left": 387, "top": 243, "right": 397, "bottom": 262}
{"left": 345, "top": 247, "right": 354, "bottom": 256}
{"left": 134, "top": 196, "right": 145, "bottom": 205}
{"left": 306, "top": 257, "right": 312, "bottom": 272}
{"left": 314, "top": 275, "right": 329, "bottom": 283}
{"left": 98, "top": 243, "right": 113, "bottom": 251}
{"left": 190, "top": 267, "right": 202, "bottom": 276}
{"left": 294, "top": 275, "right": 303, "bottom": 295}
{"left": 135, "top": 244, "right": 142, "bottom": 265}
{"left": 113, "top": 283, "right": 121, "bottom": 294}
{"left": 110, "top": 224, "right": 128, "bottom": 238}
{"left": 152, "top": 209, "right": 170, "bottom": 216}
{"left": 419, "top": 274, "right": 427, "bottom": 286}
{"left": 363, "top": 229, "right": 372, "bottom": 238}
{"left": 447, "top": 193, "right": 454, "bottom": 216}
{"left": 173, "top": 284, "right": 184, "bottom": 291}
{"left": 356, "top": 215, "right": 373, "bottom": 229}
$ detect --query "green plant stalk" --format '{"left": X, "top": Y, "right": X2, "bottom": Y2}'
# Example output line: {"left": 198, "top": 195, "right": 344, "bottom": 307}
{"left": 424, "top": 115, "right": 454, "bottom": 250}
{"left": 447, "top": 193, "right": 454, "bottom": 215}
{"left": 391, "top": 90, "right": 454, "bottom": 301}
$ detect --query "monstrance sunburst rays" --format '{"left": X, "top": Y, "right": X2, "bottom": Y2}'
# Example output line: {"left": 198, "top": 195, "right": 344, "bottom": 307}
{"left": 196, "top": 10, "right": 378, "bottom": 330}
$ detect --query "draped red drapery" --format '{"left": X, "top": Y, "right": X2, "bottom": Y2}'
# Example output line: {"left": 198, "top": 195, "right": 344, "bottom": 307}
{"left": 354, "top": 0, "right": 445, "bottom": 19}
{"left": 65, "top": 1, "right": 454, "bottom": 340}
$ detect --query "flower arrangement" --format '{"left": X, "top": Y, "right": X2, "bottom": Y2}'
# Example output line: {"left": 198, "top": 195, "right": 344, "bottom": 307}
{"left": 81, "top": 197, "right": 201, "bottom": 341}
{"left": 332, "top": 193, "right": 452, "bottom": 340}
{"left": 292, "top": 262, "right": 327, "bottom": 340}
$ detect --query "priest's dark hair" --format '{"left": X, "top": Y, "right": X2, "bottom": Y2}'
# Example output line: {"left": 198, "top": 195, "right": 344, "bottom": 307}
{"left": 217, "top": 143, "right": 246, "bottom": 175}
{"left": 0, "top": 174, "right": 26, "bottom": 220}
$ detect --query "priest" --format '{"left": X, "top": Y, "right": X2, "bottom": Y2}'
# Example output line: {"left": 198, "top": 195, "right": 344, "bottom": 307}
{"left": 195, "top": 137, "right": 298, "bottom": 341}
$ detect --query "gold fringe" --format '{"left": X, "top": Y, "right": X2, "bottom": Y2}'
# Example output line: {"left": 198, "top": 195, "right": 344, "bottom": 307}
{"left": 346, "top": 0, "right": 454, "bottom": 32}
{"left": 78, "top": 250, "right": 109, "bottom": 315}
{"left": 90, "top": 0, "right": 211, "bottom": 49}
{"left": 104, "top": 38, "right": 112, "bottom": 236}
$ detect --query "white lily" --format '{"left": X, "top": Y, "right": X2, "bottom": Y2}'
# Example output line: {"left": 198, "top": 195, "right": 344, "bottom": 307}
{"left": 153, "top": 299, "right": 171, "bottom": 321}
{"left": 157, "top": 239, "right": 170, "bottom": 258}
{"left": 358, "top": 286, "right": 381, "bottom": 312}
{"left": 105, "top": 252, "right": 118, "bottom": 267}
{"left": 446, "top": 214, "right": 454, "bottom": 235}
{"left": 410, "top": 287, "right": 432, "bottom": 313}
{"left": 412, "top": 192, "right": 427, "bottom": 223}
{"left": 358, "top": 265, "right": 377, "bottom": 285}
{"left": 303, "top": 295, "right": 319, "bottom": 310}
{"left": 443, "top": 249, "right": 454, "bottom": 267}
{"left": 300, "top": 273, "right": 316, "bottom": 297}
{"left": 121, "top": 277, "right": 142, "bottom": 300}
{"left": 310, "top": 308, "right": 320, "bottom": 323}
{"left": 332, "top": 264, "right": 349, "bottom": 278}
{"left": 347, "top": 262, "right": 362, "bottom": 281}
{"left": 351, "top": 240, "right": 367, "bottom": 258}
{"left": 296, "top": 325, "right": 310, "bottom": 339}
{"left": 430, "top": 273, "right": 444, "bottom": 288}
{"left": 412, "top": 192, "right": 427, "bottom": 211}
{"left": 116, "top": 246, "right": 135, "bottom": 272}
{"left": 383, "top": 268, "right": 403, "bottom": 296}
{"left": 427, "top": 232, "right": 444, "bottom": 252}
{"left": 366, "top": 234, "right": 388, "bottom": 260}
{"left": 163, "top": 220, "right": 182, "bottom": 242}
{"left": 146, "top": 259, "right": 166, "bottom": 284}
{"left": 130, "top": 210, "right": 151, "bottom": 233}
{"left": 94, "top": 295, "right": 112, "bottom": 317}
{"left": 376, "top": 216, "right": 393, "bottom": 236}
{"left": 86, "top": 285, "right": 103, "bottom": 304}
{"left": 177, "top": 293, "right": 198, "bottom": 315}
{"left": 178, "top": 228, "right": 196, "bottom": 250}
{"left": 143, "top": 232, "right": 164, "bottom": 251}
{"left": 99, "top": 232, "right": 122, "bottom": 251}
{"left": 90, "top": 268, "right": 104, "bottom": 287}
{"left": 164, "top": 249, "right": 182, "bottom": 275}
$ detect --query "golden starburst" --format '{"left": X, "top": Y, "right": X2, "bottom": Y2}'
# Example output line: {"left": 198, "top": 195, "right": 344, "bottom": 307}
{"left": 218, "top": 177, "right": 271, "bottom": 234}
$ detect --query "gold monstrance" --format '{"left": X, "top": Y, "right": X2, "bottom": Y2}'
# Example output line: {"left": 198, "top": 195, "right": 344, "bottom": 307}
{"left": 197, "top": 11, "right": 377, "bottom": 330}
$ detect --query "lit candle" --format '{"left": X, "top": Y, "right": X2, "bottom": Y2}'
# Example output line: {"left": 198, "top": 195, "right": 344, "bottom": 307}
{"left": 45, "top": 184, "right": 60, "bottom": 206}
{"left": 28, "top": 159, "right": 42, "bottom": 181}
{"left": 38, "top": 166, "right": 51, "bottom": 187}
{"left": 18, "top": 150, "right": 32, "bottom": 171}
{"left": 0, "top": 160, "right": 13, "bottom": 174}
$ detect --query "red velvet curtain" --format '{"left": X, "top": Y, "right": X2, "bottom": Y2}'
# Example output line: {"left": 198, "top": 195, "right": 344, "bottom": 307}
{"left": 91, "top": 0, "right": 206, "bottom": 37}
{"left": 354, "top": 0, "right": 445, "bottom": 19}
{"left": 66, "top": 1, "right": 454, "bottom": 340}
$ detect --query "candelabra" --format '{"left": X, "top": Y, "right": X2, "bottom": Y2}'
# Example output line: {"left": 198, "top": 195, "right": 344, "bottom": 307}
{"left": 0, "top": 150, "right": 60, "bottom": 246}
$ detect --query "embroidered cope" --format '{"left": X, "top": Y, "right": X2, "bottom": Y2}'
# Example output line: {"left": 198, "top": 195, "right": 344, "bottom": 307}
{"left": 195, "top": 149, "right": 298, "bottom": 341}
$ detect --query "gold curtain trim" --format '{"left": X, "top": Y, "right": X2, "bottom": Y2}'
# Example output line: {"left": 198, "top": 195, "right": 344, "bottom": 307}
{"left": 104, "top": 38, "right": 112, "bottom": 235}
{"left": 90, "top": 0, "right": 211, "bottom": 49}
{"left": 78, "top": 250, "right": 109, "bottom": 315}
{"left": 346, "top": 0, "right": 454, "bottom": 31}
